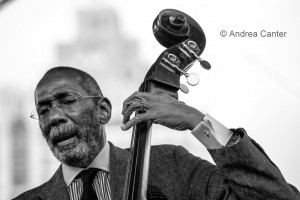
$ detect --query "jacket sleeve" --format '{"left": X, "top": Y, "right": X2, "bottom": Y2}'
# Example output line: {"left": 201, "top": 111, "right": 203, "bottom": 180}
{"left": 205, "top": 128, "right": 300, "bottom": 200}
{"left": 172, "top": 129, "right": 300, "bottom": 200}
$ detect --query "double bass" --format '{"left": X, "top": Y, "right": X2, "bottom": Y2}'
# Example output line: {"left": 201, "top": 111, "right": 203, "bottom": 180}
{"left": 123, "top": 9, "right": 211, "bottom": 200}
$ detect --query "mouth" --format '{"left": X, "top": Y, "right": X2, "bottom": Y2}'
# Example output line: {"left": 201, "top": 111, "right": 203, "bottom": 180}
{"left": 56, "top": 136, "right": 78, "bottom": 147}
{"left": 53, "top": 133, "right": 78, "bottom": 147}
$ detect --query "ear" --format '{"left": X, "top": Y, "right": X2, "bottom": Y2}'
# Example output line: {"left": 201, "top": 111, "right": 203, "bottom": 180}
{"left": 97, "top": 97, "right": 112, "bottom": 124}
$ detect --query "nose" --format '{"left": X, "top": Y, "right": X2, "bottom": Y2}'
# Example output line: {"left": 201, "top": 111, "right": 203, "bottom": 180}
{"left": 49, "top": 106, "right": 68, "bottom": 127}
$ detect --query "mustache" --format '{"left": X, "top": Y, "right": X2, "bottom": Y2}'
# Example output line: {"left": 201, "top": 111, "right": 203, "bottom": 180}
{"left": 49, "top": 124, "right": 81, "bottom": 144}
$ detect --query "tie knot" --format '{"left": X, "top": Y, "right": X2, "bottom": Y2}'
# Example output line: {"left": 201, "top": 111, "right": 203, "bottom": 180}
{"left": 76, "top": 168, "right": 100, "bottom": 185}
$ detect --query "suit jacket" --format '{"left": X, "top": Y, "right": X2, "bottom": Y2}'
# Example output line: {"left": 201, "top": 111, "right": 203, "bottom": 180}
{"left": 13, "top": 129, "right": 300, "bottom": 200}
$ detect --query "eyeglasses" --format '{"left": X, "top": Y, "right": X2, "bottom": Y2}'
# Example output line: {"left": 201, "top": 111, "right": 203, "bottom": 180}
{"left": 30, "top": 95, "right": 102, "bottom": 121}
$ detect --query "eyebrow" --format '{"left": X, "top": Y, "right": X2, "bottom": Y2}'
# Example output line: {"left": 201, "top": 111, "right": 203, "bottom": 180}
{"left": 36, "top": 91, "right": 78, "bottom": 106}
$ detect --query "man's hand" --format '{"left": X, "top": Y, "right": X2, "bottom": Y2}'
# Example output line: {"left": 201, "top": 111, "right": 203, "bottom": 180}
{"left": 121, "top": 91, "right": 204, "bottom": 131}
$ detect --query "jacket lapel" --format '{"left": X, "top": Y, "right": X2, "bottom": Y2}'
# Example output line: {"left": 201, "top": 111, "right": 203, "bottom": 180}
{"left": 37, "top": 143, "right": 131, "bottom": 200}
{"left": 38, "top": 165, "right": 70, "bottom": 200}
{"left": 109, "top": 142, "right": 131, "bottom": 200}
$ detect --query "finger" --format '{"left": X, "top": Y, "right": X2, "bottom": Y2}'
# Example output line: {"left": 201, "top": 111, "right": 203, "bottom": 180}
{"left": 122, "top": 99, "right": 143, "bottom": 123}
{"left": 121, "top": 91, "right": 153, "bottom": 114}
{"left": 123, "top": 99, "right": 142, "bottom": 116}
{"left": 122, "top": 91, "right": 141, "bottom": 114}
{"left": 121, "top": 112, "right": 152, "bottom": 131}
{"left": 122, "top": 113, "right": 130, "bottom": 125}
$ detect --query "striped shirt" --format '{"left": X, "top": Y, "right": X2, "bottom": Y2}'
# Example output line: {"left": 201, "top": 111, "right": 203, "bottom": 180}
{"left": 62, "top": 141, "right": 111, "bottom": 200}
{"left": 68, "top": 170, "right": 111, "bottom": 200}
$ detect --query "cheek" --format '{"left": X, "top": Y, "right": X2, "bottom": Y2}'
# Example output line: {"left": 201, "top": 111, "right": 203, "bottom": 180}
{"left": 77, "top": 108, "right": 101, "bottom": 127}
{"left": 39, "top": 106, "right": 100, "bottom": 138}
{"left": 39, "top": 122, "right": 50, "bottom": 140}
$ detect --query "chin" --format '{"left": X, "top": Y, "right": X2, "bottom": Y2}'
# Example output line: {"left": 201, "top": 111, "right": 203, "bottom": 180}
{"left": 52, "top": 142, "right": 96, "bottom": 168}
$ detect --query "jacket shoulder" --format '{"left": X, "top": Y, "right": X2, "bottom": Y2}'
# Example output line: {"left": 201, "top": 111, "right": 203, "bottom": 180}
{"left": 12, "top": 182, "right": 47, "bottom": 200}
{"left": 13, "top": 165, "right": 65, "bottom": 200}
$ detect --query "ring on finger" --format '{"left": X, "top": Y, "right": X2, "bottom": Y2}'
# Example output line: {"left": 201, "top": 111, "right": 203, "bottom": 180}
{"left": 140, "top": 99, "right": 144, "bottom": 111}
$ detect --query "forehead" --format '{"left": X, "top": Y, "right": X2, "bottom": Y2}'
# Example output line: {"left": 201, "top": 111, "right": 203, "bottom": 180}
{"left": 35, "top": 76, "right": 87, "bottom": 104}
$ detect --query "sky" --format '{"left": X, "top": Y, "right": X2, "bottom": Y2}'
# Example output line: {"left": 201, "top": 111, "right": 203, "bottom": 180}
{"left": 0, "top": 0, "right": 300, "bottom": 190}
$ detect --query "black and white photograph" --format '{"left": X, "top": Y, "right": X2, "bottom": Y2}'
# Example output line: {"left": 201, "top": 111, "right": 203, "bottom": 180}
{"left": 0, "top": 0, "right": 299, "bottom": 199}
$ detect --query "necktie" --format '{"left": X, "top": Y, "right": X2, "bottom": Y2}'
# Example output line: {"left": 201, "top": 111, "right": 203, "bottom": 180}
{"left": 76, "top": 168, "right": 100, "bottom": 200}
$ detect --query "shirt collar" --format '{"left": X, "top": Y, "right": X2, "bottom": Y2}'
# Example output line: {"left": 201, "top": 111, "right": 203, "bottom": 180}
{"left": 62, "top": 141, "right": 110, "bottom": 186}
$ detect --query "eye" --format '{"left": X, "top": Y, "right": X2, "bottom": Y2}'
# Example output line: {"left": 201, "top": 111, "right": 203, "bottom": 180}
{"left": 38, "top": 106, "right": 50, "bottom": 118}
{"left": 61, "top": 96, "right": 78, "bottom": 106}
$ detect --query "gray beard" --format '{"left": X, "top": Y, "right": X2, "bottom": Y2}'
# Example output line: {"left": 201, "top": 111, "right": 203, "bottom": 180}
{"left": 44, "top": 122, "right": 102, "bottom": 168}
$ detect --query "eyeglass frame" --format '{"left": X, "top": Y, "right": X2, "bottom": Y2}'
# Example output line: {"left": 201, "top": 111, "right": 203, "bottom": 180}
{"left": 30, "top": 95, "right": 103, "bottom": 121}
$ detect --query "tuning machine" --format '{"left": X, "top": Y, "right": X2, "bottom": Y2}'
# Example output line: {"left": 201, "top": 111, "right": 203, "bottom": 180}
{"left": 163, "top": 55, "right": 199, "bottom": 86}
{"left": 181, "top": 40, "right": 211, "bottom": 70}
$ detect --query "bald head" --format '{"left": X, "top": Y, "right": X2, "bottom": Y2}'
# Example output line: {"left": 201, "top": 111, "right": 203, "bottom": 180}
{"left": 36, "top": 66, "right": 103, "bottom": 98}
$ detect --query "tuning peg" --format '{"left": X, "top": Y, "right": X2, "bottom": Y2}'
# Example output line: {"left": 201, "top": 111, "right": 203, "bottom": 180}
{"left": 198, "top": 59, "right": 211, "bottom": 70}
{"left": 180, "top": 83, "right": 189, "bottom": 94}
{"left": 186, "top": 73, "right": 199, "bottom": 86}
{"left": 193, "top": 55, "right": 211, "bottom": 70}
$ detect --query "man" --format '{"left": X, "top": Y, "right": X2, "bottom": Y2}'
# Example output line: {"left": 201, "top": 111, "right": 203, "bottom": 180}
{"left": 14, "top": 66, "right": 299, "bottom": 200}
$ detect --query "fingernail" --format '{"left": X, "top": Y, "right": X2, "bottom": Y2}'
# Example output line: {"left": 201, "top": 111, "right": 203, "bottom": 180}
{"left": 120, "top": 124, "right": 126, "bottom": 131}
